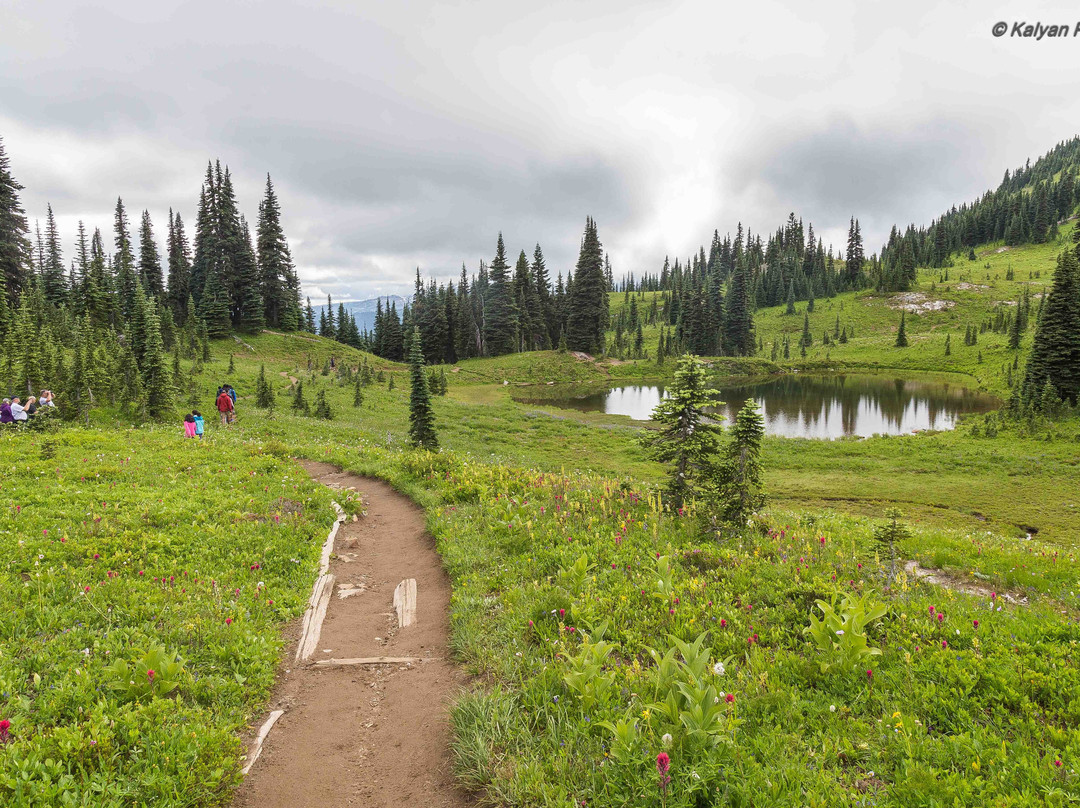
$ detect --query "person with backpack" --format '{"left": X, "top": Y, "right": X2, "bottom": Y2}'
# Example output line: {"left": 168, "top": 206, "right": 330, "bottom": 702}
{"left": 216, "top": 388, "right": 234, "bottom": 425}
{"left": 192, "top": 410, "right": 205, "bottom": 438}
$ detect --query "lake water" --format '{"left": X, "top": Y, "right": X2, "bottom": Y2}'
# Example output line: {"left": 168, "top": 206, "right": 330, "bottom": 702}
{"left": 517, "top": 374, "right": 1000, "bottom": 439}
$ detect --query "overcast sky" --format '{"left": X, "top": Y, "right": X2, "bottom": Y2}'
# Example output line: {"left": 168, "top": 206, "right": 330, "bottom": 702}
{"left": 2, "top": 0, "right": 1078, "bottom": 301}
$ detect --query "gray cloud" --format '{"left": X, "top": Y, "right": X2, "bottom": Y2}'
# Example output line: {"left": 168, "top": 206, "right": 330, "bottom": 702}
{"left": 2, "top": 0, "right": 1078, "bottom": 298}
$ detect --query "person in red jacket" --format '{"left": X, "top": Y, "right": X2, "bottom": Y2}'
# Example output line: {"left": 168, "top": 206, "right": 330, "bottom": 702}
{"left": 216, "top": 388, "right": 234, "bottom": 425}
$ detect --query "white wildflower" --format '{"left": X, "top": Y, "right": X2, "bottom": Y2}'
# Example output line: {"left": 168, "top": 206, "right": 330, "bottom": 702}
{"left": 661, "top": 733, "right": 673, "bottom": 748}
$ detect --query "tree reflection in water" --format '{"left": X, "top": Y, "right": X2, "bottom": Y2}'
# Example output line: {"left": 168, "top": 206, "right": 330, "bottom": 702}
{"left": 516, "top": 374, "right": 1000, "bottom": 439}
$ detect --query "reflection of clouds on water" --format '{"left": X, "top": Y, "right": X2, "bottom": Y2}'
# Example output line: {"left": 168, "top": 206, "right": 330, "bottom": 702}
{"left": 523, "top": 375, "right": 999, "bottom": 439}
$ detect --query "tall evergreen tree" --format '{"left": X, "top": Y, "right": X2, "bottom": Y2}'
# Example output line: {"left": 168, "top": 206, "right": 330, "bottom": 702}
{"left": 113, "top": 198, "right": 138, "bottom": 320}
{"left": 711, "top": 399, "right": 766, "bottom": 523}
{"left": 407, "top": 326, "right": 438, "bottom": 449}
{"left": 137, "top": 209, "right": 165, "bottom": 300}
{"left": 41, "top": 204, "right": 67, "bottom": 307}
{"left": 483, "top": 233, "right": 518, "bottom": 356}
{"left": 256, "top": 174, "right": 297, "bottom": 329}
{"left": 1023, "top": 249, "right": 1080, "bottom": 405}
{"left": 166, "top": 210, "right": 192, "bottom": 323}
{"left": 638, "top": 354, "right": 722, "bottom": 506}
{"left": 566, "top": 217, "right": 607, "bottom": 354}
{"left": 0, "top": 136, "right": 31, "bottom": 305}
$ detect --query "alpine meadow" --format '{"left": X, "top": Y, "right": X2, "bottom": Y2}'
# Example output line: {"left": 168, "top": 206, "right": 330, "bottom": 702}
{"left": 3, "top": 6, "right": 1080, "bottom": 806}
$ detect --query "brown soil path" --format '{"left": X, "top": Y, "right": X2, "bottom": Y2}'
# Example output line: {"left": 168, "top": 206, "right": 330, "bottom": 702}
{"left": 232, "top": 461, "right": 470, "bottom": 808}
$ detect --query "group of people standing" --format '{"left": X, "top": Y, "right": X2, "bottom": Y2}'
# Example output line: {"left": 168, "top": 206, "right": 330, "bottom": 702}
{"left": 1, "top": 391, "right": 56, "bottom": 425}
{"left": 183, "top": 383, "right": 237, "bottom": 438}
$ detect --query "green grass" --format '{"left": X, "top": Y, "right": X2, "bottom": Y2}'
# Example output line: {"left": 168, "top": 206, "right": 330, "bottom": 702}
{"left": 4, "top": 227, "right": 1079, "bottom": 805}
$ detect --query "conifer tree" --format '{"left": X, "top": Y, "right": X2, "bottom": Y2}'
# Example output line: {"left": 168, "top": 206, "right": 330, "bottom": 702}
{"left": 42, "top": 204, "right": 67, "bottom": 306}
{"left": 291, "top": 379, "right": 309, "bottom": 414}
{"left": 800, "top": 312, "right": 812, "bottom": 348}
{"left": 895, "top": 311, "right": 909, "bottom": 347}
{"left": 483, "top": 234, "right": 518, "bottom": 356}
{"left": 138, "top": 210, "right": 165, "bottom": 300}
{"left": 0, "top": 136, "right": 31, "bottom": 305}
{"left": 200, "top": 260, "right": 231, "bottom": 339}
{"left": 407, "top": 326, "right": 438, "bottom": 449}
{"left": 873, "top": 508, "right": 909, "bottom": 578}
{"left": 141, "top": 296, "right": 172, "bottom": 417}
{"left": 1023, "top": 249, "right": 1080, "bottom": 405}
{"left": 113, "top": 198, "right": 138, "bottom": 320}
{"left": 944, "top": 333, "right": 951, "bottom": 356}
{"left": 785, "top": 279, "right": 796, "bottom": 315}
{"left": 166, "top": 210, "right": 192, "bottom": 322}
{"left": 314, "top": 388, "right": 333, "bottom": 419}
{"left": 711, "top": 398, "right": 766, "bottom": 524}
{"left": 256, "top": 174, "right": 297, "bottom": 329}
{"left": 353, "top": 375, "right": 363, "bottom": 407}
{"left": 255, "top": 364, "right": 275, "bottom": 409}
{"left": 566, "top": 217, "right": 607, "bottom": 354}
{"left": 638, "top": 354, "right": 721, "bottom": 506}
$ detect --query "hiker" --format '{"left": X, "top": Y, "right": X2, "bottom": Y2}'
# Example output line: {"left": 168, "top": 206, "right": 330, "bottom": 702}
{"left": 25, "top": 396, "right": 37, "bottom": 417}
{"left": 10, "top": 397, "right": 27, "bottom": 424}
{"left": 0, "top": 400, "right": 11, "bottom": 425}
{"left": 183, "top": 412, "right": 197, "bottom": 438}
{"left": 192, "top": 410, "right": 205, "bottom": 438}
{"left": 226, "top": 384, "right": 237, "bottom": 404}
{"left": 216, "top": 387, "right": 234, "bottom": 425}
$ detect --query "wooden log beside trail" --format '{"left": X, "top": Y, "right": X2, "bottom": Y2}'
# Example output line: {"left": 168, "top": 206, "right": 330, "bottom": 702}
{"left": 393, "top": 578, "right": 416, "bottom": 628}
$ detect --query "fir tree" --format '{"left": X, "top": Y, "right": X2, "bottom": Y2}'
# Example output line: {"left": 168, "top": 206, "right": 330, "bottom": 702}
{"left": 138, "top": 210, "right": 165, "bottom": 300}
{"left": 141, "top": 297, "right": 172, "bottom": 417}
{"left": 166, "top": 210, "right": 192, "bottom": 322}
{"left": 256, "top": 174, "right": 297, "bottom": 329}
{"left": 1023, "top": 249, "right": 1080, "bottom": 405}
{"left": 800, "top": 312, "right": 812, "bottom": 348}
{"left": 291, "top": 379, "right": 309, "bottom": 414}
{"left": 895, "top": 311, "right": 909, "bottom": 347}
{"left": 113, "top": 198, "right": 138, "bottom": 320}
{"left": 0, "top": 136, "right": 31, "bottom": 305}
{"left": 711, "top": 398, "right": 766, "bottom": 524}
{"left": 353, "top": 375, "right": 364, "bottom": 407}
{"left": 638, "top": 354, "right": 722, "bottom": 506}
{"left": 42, "top": 204, "right": 67, "bottom": 306}
{"left": 944, "top": 333, "right": 951, "bottom": 356}
{"left": 314, "top": 388, "right": 333, "bottom": 419}
{"left": 407, "top": 326, "right": 438, "bottom": 449}
{"left": 483, "top": 234, "right": 518, "bottom": 356}
{"left": 566, "top": 218, "right": 607, "bottom": 354}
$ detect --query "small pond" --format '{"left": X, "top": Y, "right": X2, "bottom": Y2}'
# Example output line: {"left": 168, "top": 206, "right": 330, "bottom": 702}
{"left": 516, "top": 374, "right": 1000, "bottom": 439}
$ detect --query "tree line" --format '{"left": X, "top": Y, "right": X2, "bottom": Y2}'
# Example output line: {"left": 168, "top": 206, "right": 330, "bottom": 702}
{"left": 0, "top": 136, "right": 305, "bottom": 418}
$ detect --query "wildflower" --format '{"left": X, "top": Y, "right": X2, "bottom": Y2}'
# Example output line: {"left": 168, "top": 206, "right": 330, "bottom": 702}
{"left": 937, "top": 613, "right": 944, "bottom": 622}
{"left": 929, "top": 605, "right": 935, "bottom": 615}
{"left": 829, "top": 704, "right": 836, "bottom": 712}
{"left": 725, "top": 693, "right": 735, "bottom": 703}
{"left": 656, "top": 751, "right": 670, "bottom": 773}
{"left": 558, "top": 608, "right": 566, "bottom": 618}
{"left": 835, "top": 630, "right": 845, "bottom": 636}
{"left": 661, "top": 733, "right": 672, "bottom": 748}
{"left": 1054, "top": 759, "right": 1063, "bottom": 768}
{"left": 0, "top": 719, "right": 9, "bottom": 744}
{"left": 147, "top": 670, "right": 155, "bottom": 681}
{"left": 720, "top": 618, "right": 727, "bottom": 628}
{"left": 225, "top": 618, "right": 233, "bottom": 626}
{"left": 972, "top": 620, "right": 979, "bottom": 629}
{"left": 941, "top": 640, "right": 948, "bottom": 649}
{"left": 713, "top": 661, "right": 725, "bottom": 676}
{"left": 866, "top": 669, "right": 873, "bottom": 680}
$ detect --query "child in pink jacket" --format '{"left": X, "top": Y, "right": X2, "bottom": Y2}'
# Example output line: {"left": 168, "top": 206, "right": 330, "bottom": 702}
{"left": 183, "top": 412, "right": 198, "bottom": 438}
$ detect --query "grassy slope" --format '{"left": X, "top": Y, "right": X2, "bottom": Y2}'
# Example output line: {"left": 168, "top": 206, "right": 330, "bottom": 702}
{"left": 5, "top": 293, "right": 1077, "bottom": 804}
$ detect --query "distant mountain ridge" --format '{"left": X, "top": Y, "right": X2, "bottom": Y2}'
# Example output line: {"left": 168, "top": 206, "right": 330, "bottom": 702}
{"left": 314, "top": 295, "right": 409, "bottom": 332}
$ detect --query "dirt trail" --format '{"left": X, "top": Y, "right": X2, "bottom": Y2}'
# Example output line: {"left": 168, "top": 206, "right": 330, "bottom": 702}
{"left": 232, "top": 461, "right": 470, "bottom": 808}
